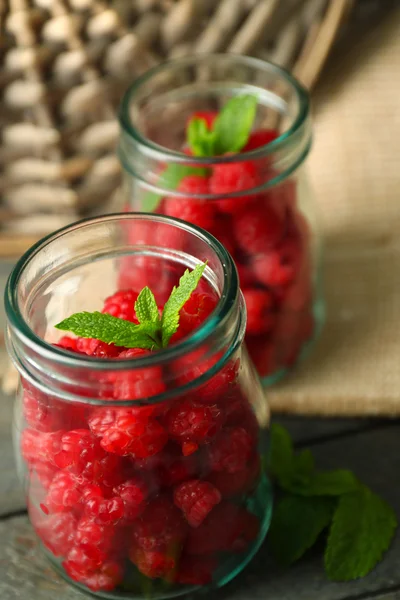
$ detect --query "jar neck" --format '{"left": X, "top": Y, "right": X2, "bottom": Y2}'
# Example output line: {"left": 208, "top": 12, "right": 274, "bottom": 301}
{"left": 5, "top": 214, "right": 244, "bottom": 406}
{"left": 118, "top": 54, "right": 312, "bottom": 195}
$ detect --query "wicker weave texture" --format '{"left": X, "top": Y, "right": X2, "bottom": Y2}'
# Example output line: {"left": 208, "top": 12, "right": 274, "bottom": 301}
{"left": 0, "top": 0, "right": 351, "bottom": 240}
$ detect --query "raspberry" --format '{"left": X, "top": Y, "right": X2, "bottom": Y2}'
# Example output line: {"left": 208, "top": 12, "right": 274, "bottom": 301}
{"left": 75, "top": 517, "right": 117, "bottom": 555}
{"left": 64, "top": 544, "right": 106, "bottom": 575}
{"left": 177, "top": 353, "right": 239, "bottom": 405}
{"left": 114, "top": 349, "right": 166, "bottom": 400}
{"left": 163, "top": 176, "right": 217, "bottom": 231}
{"left": 242, "top": 288, "right": 275, "bottom": 335}
{"left": 252, "top": 234, "right": 301, "bottom": 288}
{"left": 23, "top": 392, "right": 58, "bottom": 432}
{"left": 185, "top": 503, "right": 259, "bottom": 555}
{"left": 102, "top": 289, "right": 139, "bottom": 322}
{"left": 113, "top": 477, "right": 149, "bottom": 523}
{"left": 88, "top": 406, "right": 157, "bottom": 438}
{"left": 53, "top": 429, "right": 105, "bottom": 475}
{"left": 76, "top": 338, "right": 121, "bottom": 358}
{"left": 233, "top": 203, "right": 286, "bottom": 255}
{"left": 33, "top": 461, "right": 58, "bottom": 489}
{"left": 57, "top": 336, "right": 79, "bottom": 352}
{"left": 246, "top": 337, "right": 277, "bottom": 377}
{"left": 132, "top": 495, "right": 187, "bottom": 552}
{"left": 64, "top": 557, "right": 123, "bottom": 592}
{"left": 174, "top": 555, "right": 216, "bottom": 585}
{"left": 155, "top": 446, "right": 198, "bottom": 488}
{"left": 209, "top": 162, "right": 261, "bottom": 214}
{"left": 129, "top": 547, "right": 176, "bottom": 579}
{"left": 45, "top": 471, "right": 84, "bottom": 513}
{"left": 21, "top": 429, "right": 64, "bottom": 465}
{"left": 186, "top": 111, "right": 218, "bottom": 131}
{"left": 34, "top": 512, "right": 77, "bottom": 556}
{"left": 174, "top": 480, "right": 221, "bottom": 528}
{"left": 165, "top": 400, "right": 223, "bottom": 448}
{"left": 243, "top": 128, "right": 278, "bottom": 152}
{"left": 177, "top": 292, "right": 218, "bottom": 336}
{"left": 208, "top": 427, "right": 253, "bottom": 473}
{"left": 100, "top": 413, "right": 168, "bottom": 459}
{"left": 208, "top": 455, "right": 260, "bottom": 498}
{"left": 85, "top": 494, "right": 125, "bottom": 525}
{"left": 236, "top": 262, "right": 255, "bottom": 288}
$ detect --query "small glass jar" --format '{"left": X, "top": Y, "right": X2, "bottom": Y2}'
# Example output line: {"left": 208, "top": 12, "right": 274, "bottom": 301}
{"left": 118, "top": 54, "right": 324, "bottom": 383}
{"left": 5, "top": 214, "right": 272, "bottom": 599}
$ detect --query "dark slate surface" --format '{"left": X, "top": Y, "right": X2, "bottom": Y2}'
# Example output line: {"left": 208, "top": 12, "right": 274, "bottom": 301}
{"left": 1, "top": 424, "right": 400, "bottom": 599}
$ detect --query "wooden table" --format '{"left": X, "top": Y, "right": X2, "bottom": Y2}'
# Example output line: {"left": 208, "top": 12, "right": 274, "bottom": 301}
{"left": 1, "top": 260, "right": 399, "bottom": 600}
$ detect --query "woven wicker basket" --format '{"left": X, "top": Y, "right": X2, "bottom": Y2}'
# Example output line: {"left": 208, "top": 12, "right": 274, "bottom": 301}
{"left": 0, "top": 0, "right": 353, "bottom": 257}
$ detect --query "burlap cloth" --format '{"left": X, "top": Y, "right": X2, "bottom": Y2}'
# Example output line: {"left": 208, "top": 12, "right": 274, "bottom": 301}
{"left": 269, "top": 8, "right": 400, "bottom": 416}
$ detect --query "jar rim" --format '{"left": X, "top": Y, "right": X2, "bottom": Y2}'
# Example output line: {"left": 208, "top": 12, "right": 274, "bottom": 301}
{"left": 118, "top": 53, "right": 310, "bottom": 166}
{"left": 5, "top": 213, "right": 240, "bottom": 373}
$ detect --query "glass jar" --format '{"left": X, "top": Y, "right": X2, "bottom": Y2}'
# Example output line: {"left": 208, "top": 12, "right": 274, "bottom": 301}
{"left": 5, "top": 213, "right": 272, "bottom": 599}
{"left": 118, "top": 54, "right": 324, "bottom": 384}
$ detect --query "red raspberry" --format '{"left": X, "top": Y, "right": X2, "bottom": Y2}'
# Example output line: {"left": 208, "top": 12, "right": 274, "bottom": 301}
{"left": 53, "top": 429, "right": 105, "bottom": 474}
{"left": 21, "top": 429, "right": 64, "bottom": 465}
{"left": 236, "top": 262, "right": 255, "bottom": 288}
{"left": 129, "top": 547, "right": 176, "bottom": 579}
{"left": 88, "top": 406, "right": 157, "bottom": 438}
{"left": 76, "top": 338, "right": 121, "bottom": 358}
{"left": 85, "top": 494, "right": 125, "bottom": 526}
{"left": 113, "top": 477, "right": 149, "bottom": 523}
{"left": 154, "top": 445, "right": 198, "bottom": 488}
{"left": 177, "top": 353, "right": 239, "bottom": 405}
{"left": 163, "top": 176, "right": 217, "bottom": 231}
{"left": 185, "top": 502, "right": 259, "bottom": 555}
{"left": 174, "top": 555, "right": 216, "bottom": 585}
{"left": 132, "top": 495, "right": 188, "bottom": 552}
{"left": 102, "top": 289, "right": 139, "bottom": 323}
{"left": 177, "top": 292, "right": 218, "bottom": 337}
{"left": 242, "top": 288, "right": 275, "bottom": 335}
{"left": 233, "top": 203, "right": 286, "bottom": 255}
{"left": 165, "top": 400, "right": 223, "bottom": 448}
{"left": 186, "top": 111, "right": 218, "bottom": 131}
{"left": 45, "top": 471, "right": 84, "bottom": 513}
{"left": 208, "top": 427, "right": 253, "bottom": 473}
{"left": 75, "top": 516, "right": 117, "bottom": 555}
{"left": 114, "top": 349, "right": 166, "bottom": 400}
{"left": 243, "top": 128, "right": 278, "bottom": 152}
{"left": 208, "top": 455, "right": 260, "bottom": 498}
{"left": 57, "top": 336, "right": 79, "bottom": 352}
{"left": 252, "top": 234, "right": 301, "bottom": 288}
{"left": 34, "top": 512, "right": 77, "bottom": 556}
{"left": 64, "top": 544, "right": 106, "bottom": 575}
{"left": 246, "top": 337, "right": 277, "bottom": 377}
{"left": 174, "top": 480, "right": 221, "bottom": 528}
{"left": 23, "top": 392, "right": 59, "bottom": 432}
{"left": 209, "top": 162, "right": 261, "bottom": 214}
{"left": 33, "top": 461, "right": 58, "bottom": 489}
{"left": 64, "top": 556, "right": 123, "bottom": 592}
{"left": 101, "top": 413, "right": 168, "bottom": 459}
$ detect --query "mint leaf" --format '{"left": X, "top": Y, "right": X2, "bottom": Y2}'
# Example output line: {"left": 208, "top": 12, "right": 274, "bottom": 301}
{"left": 296, "top": 469, "right": 360, "bottom": 497}
{"left": 267, "top": 423, "right": 295, "bottom": 486}
{"left": 325, "top": 486, "right": 397, "bottom": 581}
{"left": 187, "top": 118, "right": 217, "bottom": 157}
{"left": 269, "top": 493, "right": 334, "bottom": 566}
{"left": 213, "top": 95, "right": 258, "bottom": 155}
{"left": 142, "top": 164, "right": 208, "bottom": 211}
{"left": 55, "top": 312, "right": 160, "bottom": 350}
{"left": 135, "top": 287, "right": 160, "bottom": 326}
{"left": 161, "top": 262, "right": 207, "bottom": 347}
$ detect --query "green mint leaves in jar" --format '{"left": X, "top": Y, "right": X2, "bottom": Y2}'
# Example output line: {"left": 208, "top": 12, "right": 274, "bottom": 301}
{"left": 55, "top": 262, "right": 207, "bottom": 349}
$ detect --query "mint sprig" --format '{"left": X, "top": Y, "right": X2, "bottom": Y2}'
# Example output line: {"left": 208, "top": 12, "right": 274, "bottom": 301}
{"left": 55, "top": 262, "right": 208, "bottom": 350}
{"left": 189, "top": 94, "right": 258, "bottom": 157}
{"left": 267, "top": 423, "right": 397, "bottom": 581}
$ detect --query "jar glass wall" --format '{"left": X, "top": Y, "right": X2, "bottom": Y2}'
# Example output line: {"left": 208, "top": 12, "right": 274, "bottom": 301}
{"left": 118, "top": 54, "right": 324, "bottom": 383}
{"left": 5, "top": 214, "right": 272, "bottom": 599}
